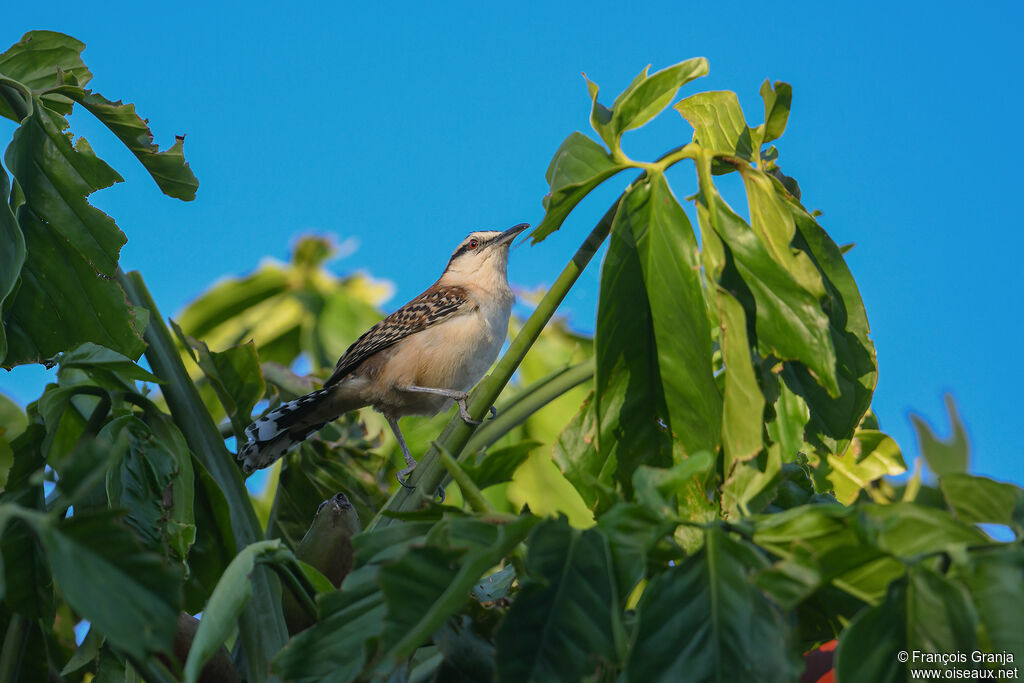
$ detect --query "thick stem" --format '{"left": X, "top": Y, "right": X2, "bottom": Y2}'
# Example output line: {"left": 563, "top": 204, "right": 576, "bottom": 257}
{"left": 117, "top": 270, "right": 288, "bottom": 682}
{"left": 367, "top": 200, "right": 620, "bottom": 530}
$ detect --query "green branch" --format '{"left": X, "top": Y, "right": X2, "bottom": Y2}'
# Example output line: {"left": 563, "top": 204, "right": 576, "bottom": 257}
{"left": 116, "top": 270, "right": 288, "bottom": 682}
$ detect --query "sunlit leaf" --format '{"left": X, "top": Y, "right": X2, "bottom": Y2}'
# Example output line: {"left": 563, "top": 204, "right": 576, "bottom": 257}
{"left": 50, "top": 85, "right": 199, "bottom": 200}
{"left": 532, "top": 132, "right": 625, "bottom": 243}
{"left": 0, "top": 31, "right": 92, "bottom": 121}
{"left": 627, "top": 172, "right": 721, "bottom": 456}
{"left": 676, "top": 91, "right": 753, "bottom": 160}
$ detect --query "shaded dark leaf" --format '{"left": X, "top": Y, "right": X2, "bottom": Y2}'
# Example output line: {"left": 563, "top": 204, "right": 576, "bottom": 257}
{"left": 495, "top": 517, "right": 625, "bottom": 682}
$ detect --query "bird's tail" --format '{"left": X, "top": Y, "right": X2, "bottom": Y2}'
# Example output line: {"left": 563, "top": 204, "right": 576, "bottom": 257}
{"left": 237, "top": 387, "right": 359, "bottom": 474}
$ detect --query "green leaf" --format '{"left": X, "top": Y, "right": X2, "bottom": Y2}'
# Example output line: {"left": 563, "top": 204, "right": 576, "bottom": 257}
{"left": 380, "top": 515, "right": 538, "bottom": 660}
{"left": 611, "top": 58, "right": 709, "bottom": 136}
{"left": 2, "top": 101, "right": 146, "bottom": 367}
{"left": 595, "top": 198, "right": 674, "bottom": 491}
{"left": 433, "top": 616, "right": 496, "bottom": 682}
{"left": 817, "top": 430, "right": 906, "bottom": 504}
{"left": 695, "top": 174, "right": 838, "bottom": 396}
{"left": 596, "top": 502, "right": 675, "bottom": 605}
{"left": 58, "top": 343, "right": 163, "bottom": 384}
{"left": 910, "top": 394, "right": 969, "bottom": 476}
{"left": 765, "top": 381, "right": 808, "bottom": 461}
{"left": 551, "top": 387, "right": 619, "bottom": 512}
{"left": 0, "top": 392, "right": 27, "bottom": 488}
{"left": 676, "top": 91, "right": 754, "bottom": 160}
{"left": 184, "top": 539, "right": 290, "bottom": 683}
{"left": 533, "top": 132, "right": 625, "bottom": 243}
{"left": 49, "top": 85, "right": 199, "bottom": 200}
{"left": 782, "top": 205, "right": 877, "bottom": 450}
{"left": 271, "top": 564, "right": 387, "bottom": 682}
{"left": 758, "top": 80, "right": 792, "bottom": 144}
{"left": 716, "top": 288, "right": 764, "bottom": 469}
{"left": 0, "top": 31, "right": 92, "bottom": 121}
{"left": 175, "top": 327, "right": 265, "bottom": 438}
{"left": 740, "top": 167, "right": 825, "bottom": 298}
{"left": 957, "top": 547, "right": 1024, "bottom": 664}
{"left": 835, "top": 566, "right": 979, "bottom": 683}
{"left": 627, "top": 172, "right": 721, "bottom": 456}
{"left": 623, "top": 525, "right": 800, "bottom": 682}
{"left": 495, "top": 518, "right": 626, "bottom": 682}
{"left": 460, "top": 440, "right": 538, "bottom": 490}
{"left": 0, "top": 165, "right": 26, "bottom": 364}
{"left": 100, "top": 415, "right": 194, "bottom": 558}
{"left": 31, "top": 510, "right": 182, "bottom": 660}
{"left": 940, "top": 473, "right": 1024, "bottom": 536}
{"left": 722, "top": 443, "right": 784, "bottom": 517}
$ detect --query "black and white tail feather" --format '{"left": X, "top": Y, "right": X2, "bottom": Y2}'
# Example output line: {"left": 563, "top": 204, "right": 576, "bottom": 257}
{"left": 237, "top": 389, "right": 332, "bottom": 473}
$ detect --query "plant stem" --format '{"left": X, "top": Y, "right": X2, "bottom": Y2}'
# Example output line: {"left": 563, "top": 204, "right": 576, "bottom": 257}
{"left": 0, "top": 614, "right": 27, "bottom": 683}
{"left": 367, "top": 200, "right": 620, "bottom": 530}
{"left": 117, "top": 270, "right": 288, "bottom": 682}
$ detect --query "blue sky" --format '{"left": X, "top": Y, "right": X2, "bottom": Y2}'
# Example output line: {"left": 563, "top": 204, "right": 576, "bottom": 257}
{"left": 2, "top": 2, "right": 1022, "bottom": 484}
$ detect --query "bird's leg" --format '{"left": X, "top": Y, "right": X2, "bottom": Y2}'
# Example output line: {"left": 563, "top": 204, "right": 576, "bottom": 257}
{"left": 387, "top": 415, "right": 418, "bottom": 488}
{"left": 401, "top": 385, "right": 498, "bottom": 424}
{"left": 386, "top": 414, "right": 446, "bottom": 501}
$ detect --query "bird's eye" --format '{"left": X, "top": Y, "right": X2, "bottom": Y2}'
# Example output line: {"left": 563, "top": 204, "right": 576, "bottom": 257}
{"left": 468, "top": 239, "right": 479, "bottom": 249}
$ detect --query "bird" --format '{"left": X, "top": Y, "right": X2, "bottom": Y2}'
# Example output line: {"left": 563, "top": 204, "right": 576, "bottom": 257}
{"left": 237, "top": 223, "right": 529, "bottom": 487}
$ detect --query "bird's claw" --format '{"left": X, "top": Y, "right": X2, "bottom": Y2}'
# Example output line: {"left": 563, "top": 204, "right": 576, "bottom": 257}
{"left": 397, "top": 466, "right": 416, "bottom": 489}
{"left": 488, "top": 406, "right": 498, "bottom": 420}
{"left": 457, "top": 398, "right": 482, "bottom": 425}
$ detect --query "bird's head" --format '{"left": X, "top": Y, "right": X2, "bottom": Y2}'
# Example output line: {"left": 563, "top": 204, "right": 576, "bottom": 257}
{"left": 439, "top": 223, "right": 528, "bottom": 285}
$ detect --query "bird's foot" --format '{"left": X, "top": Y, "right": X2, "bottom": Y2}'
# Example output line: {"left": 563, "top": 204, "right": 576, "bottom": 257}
{"left": 488, "top": 405, "right": 498, "bottom": 420}
{"left": 456, "top": 396, "right": 482, "bottom": 425}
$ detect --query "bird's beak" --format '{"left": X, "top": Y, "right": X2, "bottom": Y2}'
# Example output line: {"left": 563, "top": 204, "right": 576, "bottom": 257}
{"left": 497, "top": 223, "right": 530, "bottom": 246}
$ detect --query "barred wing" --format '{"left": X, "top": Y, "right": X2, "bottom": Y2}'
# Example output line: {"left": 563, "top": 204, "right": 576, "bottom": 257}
{"left": 325, "top": 284, "right": 471, "bottom": 385}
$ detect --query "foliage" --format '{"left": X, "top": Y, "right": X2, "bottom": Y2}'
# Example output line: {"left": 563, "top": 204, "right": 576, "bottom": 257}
{"left": 1, "top": 30, "right": 1022, "bottom": 683}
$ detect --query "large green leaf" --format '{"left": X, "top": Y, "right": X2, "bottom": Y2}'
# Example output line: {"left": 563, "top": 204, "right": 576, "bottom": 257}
{"left": 2, "top": 99, "right": 146, "bottom": 366}
{"left": 0, "top": 165, "right": 25, "bottom": 363}
{"left": 910, "top": 394, "right": 969, "bottom": 476}
{"left": 0, "top": 31, "right": 92, "bottom": 121}
{"left": 695, "top": 174, "right": 838, "bottom": 396}
{"left": 627, "top": 172, "right": 721, "bottom": 456}
{"left": 623, "top": 525, "right": 800, "bottom": 682}
{"left": 532, "top": 132, "right": 625, "bottom": 243}
{"left": 940, "top": 473, "right": 1024, "bottom": 536}
{"left": 835, "top": 566, "right": 979, "bottom": 682}
{"left": 595, "top": 197, "right": 673, "bottom": 491}
{"left": 30, "top": 509, "right": 182, "bottom": 660}
{"left": 783, "top": 205, "right": 877, "bottom": 449}
{"left": 100, "top": 415, "right": 194, "bottom": 560}
{"left": 50, "top": 84, "right": 198, "bottom": 201}
{"left": 609, "top": 58, "right": 709, "bottom": 139}
{"left": 957, "top": 547, "right": 1024, "bottom": 664}
{"left": 495, "top": 518, "right": 626, "bottom": 682}
{"left": 716, "top": 288, "right": 764, "bottom": 469}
